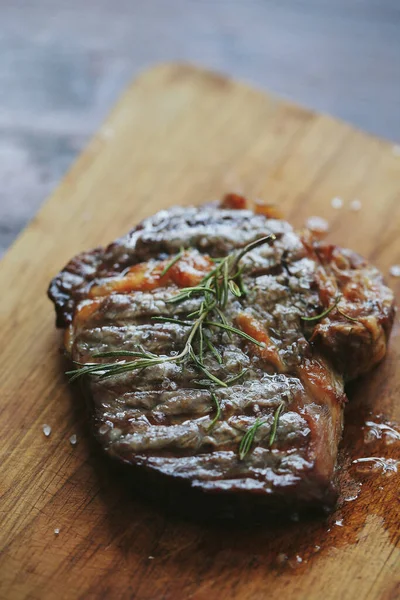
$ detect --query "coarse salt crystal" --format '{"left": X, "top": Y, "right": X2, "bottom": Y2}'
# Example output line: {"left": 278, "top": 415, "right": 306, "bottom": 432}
{"left": 350, "top": 199, "right": 362, "bottom": 211}
{"left": 389, "top": 265, "right": 400, "bottom": 277}
{"left": 54, "top": 528, "right": 60, "bottom": 535}
{"left": 148, "top": 556, "right": 154, "bottom": 560}
{"left": 335, "top": 519, "right": 344, "bottom": 527}
{"left": 305, "top": 216, "right": 329, "bottom": 233}
{"left": 69, "top": 434, "right": 77, "bottom": 446}
{"left": 42, "top": 424, "right": 51, "bottom": 437}
{"left": 331, "top": 197, "right": 343, "bottom": 209}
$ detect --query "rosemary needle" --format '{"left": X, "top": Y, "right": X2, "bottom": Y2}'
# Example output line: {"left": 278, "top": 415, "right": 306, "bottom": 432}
{"left": 204, "top": 320, "right": 265, "bottom": 347}
{"left": 238, "top": 402, "right": 284, "bottom": 460}
{"left": 207, "top": 392, "right": 222, "bottom": 430}
{"left": 337, "top": 307, "right": 360, "bottom": 323}
{"left": 301, "top": 295, "right": 342, "bottom": 322}
{"left": 225, "top": 368, "right": 248, "bottom": 386}
{"left": 160, "top": 247, "right": 184, "bottom": 276}
{"left": 269, "top": 402, "right": 284, "bottom": 447}
{"left": 205, "top": 337, "right": 223, "bottom": 364}
{"left": 239, "top": 418, "right": 266, "bottom": 460}
{"left": 302, "top": 294, "right": 360, "bottom": 324}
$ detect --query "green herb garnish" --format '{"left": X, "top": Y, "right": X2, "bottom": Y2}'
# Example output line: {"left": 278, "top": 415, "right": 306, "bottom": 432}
{"left": 205, "top": 337, "right": 223, "bottom": 364}
{"left": 67, "top": 234, "right": 276, "bottom": 384}
{"left": 301, "top": 294, "right": 360, "bottom": 324}
{"left": 225, "top": 368, "right": 248, "bottom": 386}
{"left": 239, "top": 418, "right": 266, "bottom": 460}
{"left": 269, "top": 402, "right": 284, "bottom": 446}
{"left": 301, "top": 296, "right": 342, "bottom": 322}
{"left": 337, "top": 308, "right": 360, "bottom": 323}
{"left": 207, "top": 392, "right": 222, "bottom": 430}
{"left": 160, "top": 246, "right": 184, "bottom": 276}
{"left": 238, "top": 402, "right": 285, "bottom": 460}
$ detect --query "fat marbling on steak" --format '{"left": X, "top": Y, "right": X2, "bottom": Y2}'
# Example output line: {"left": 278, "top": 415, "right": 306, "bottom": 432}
{"left": 48, "top": 195, "right": 395, "bottom": 508}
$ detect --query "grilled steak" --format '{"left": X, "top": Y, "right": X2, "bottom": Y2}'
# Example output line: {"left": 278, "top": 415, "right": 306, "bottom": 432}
{"left": 48, "top": 195, "right": 395, "bottom": 509}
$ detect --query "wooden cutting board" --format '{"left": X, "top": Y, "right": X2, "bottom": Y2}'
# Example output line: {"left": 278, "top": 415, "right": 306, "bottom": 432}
{"left": 1, "top": 64, "right": 399, "bottom": 600}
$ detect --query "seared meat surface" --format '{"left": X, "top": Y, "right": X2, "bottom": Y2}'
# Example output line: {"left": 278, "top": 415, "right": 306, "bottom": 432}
{"left": 48, "top": 196, "right": 395, "bottom": 508}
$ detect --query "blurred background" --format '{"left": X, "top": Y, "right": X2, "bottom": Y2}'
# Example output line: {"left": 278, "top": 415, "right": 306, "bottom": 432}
{"left": 1, "top": 0, "right": 399, "bottom": 255}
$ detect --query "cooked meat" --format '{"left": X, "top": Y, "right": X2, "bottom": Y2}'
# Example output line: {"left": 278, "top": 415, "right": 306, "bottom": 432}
{"left": 48, "top": 195, "right": 395, "bottom": 509}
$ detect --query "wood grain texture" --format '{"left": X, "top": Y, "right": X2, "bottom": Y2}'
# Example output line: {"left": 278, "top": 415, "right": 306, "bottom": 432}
{"left": 0, "top": 63, "right": 399, "bottom": 600}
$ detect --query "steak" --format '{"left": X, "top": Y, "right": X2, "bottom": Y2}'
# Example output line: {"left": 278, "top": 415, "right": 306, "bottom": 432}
{"left": 48, "top": 195, "right": 395, "bottom": 509}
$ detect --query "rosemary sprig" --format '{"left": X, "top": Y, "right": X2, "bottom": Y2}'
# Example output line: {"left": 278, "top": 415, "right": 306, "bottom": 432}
{"left": 204, "top": 320, "right": 266, "bottom": 347}
{"left": 225, "top": 368, "right": 248, "bottom": 386}
{"left": 67, "top": 308, "right": 208, "bottom": 382}
{"left": 205, "top": 337, "right": 223, "bottom": 364}
{"left": 301, "top": 294, "right": 360, "bottom": 324}
{"left": 337, "top": 307, "right": 360, "bottom": 323}
{"left": 228, "top": 279, "right": 242, "bottom": 297}
{"left": 238, "top": 402, "right": 285, "bottom": 460}
{"left": 189, "top": 348, "right": 227, "bottom": 387}
{"left": 269, "top": 402, "right": 284, "bottom": 446}
{"left": 166, "top": 285, "right": 216, "bottom": 304}
{"left": 207, "top": 392, "right": 222, "bottom": 430}
{"left": 160, "top": 246, "right": 184, "bottom": 276}
{"left": 301, "top": 296, "right": 342, "bottom": 322}
{"left": 67, "top": 234, "right": 276, "bottom": 386}
{"left": 215, "top": 307, "right": 229, "bottom": 327}
{"left": 239, "top": 418, "right": 266, "bottom": 460}
{"left": 232, "top": 235, "right": 276, "bottom": 270}
{"left": 152, "top": 316, "right": 191, "bottom": 326}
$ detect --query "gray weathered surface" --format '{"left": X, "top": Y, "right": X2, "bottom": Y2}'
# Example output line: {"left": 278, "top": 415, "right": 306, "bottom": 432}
{"left": 1, "top": 0, "right": 400, "bottom": 254}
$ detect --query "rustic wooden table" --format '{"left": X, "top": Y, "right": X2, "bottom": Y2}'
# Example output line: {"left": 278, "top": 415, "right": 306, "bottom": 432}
{"left": 1, "top": 0, "right": 399, "bottom": 255}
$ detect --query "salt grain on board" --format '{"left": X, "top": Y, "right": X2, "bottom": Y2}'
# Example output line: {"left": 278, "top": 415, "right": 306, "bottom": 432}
{"left": 42, "top": 424, "right": 51, "bottom": 437}
{"left": 389, "top": 265, "right": 400, "bottom": 277}
{"left": 69, "top": 434, "right": 77, "bottom": 446}
{"left": 305, "top": 216, "right": 329, "bottom": 234}
{"left": 335, "top": 520, "right": 344, "bottom": 527}
{"left": 350, "top": 199, "right": 362, "bottom": 211}
{"left": 54, "top": 528, "right": 60, "bottom": 535}
{"left": 331, "top": 197, "right": 343, "bottom": 209}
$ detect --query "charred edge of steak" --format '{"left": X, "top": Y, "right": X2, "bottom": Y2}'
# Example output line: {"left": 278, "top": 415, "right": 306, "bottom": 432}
{"left": 48, "top": 247, "right": 105, "bottom": 328}
{"left": 93, "top": 445, "right": 339, "bottom": 522}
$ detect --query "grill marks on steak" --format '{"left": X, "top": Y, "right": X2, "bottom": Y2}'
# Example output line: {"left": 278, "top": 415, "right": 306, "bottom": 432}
{"left": 48, "top": 200, "right": 395, "bottom": 508}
